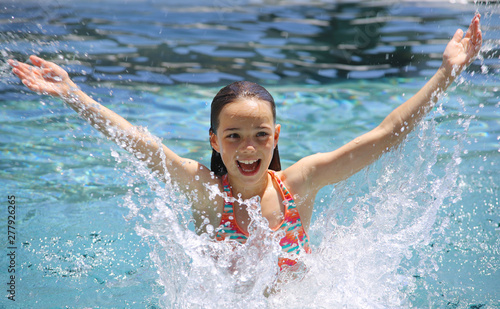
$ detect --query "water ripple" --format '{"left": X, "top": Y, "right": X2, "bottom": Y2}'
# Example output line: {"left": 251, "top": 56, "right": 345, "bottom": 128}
{"left": 2, "top": 1, "right": 497, "bottom": 86}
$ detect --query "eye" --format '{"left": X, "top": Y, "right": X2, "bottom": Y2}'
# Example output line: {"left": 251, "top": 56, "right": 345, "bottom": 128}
{"left": 256, "top": 131, "right": 269, "bottom": 138}
{"left": 226, "top": 133, "right": 240, "bottom": 139}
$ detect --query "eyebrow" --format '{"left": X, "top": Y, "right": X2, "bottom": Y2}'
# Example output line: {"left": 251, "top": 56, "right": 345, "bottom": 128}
{"left": 222, "top": 125, "right": 272, "bottom": 133}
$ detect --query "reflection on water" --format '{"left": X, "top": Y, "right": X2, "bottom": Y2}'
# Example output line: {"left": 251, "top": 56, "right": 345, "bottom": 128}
{"left": 0, "top": 0, "right": 499, "bottom": 308}
{"left": 2, "top": 0, "right": 496, "bottom": 85}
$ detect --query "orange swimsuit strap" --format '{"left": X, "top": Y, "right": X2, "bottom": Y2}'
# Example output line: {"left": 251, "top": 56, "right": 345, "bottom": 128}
{"left": 215, "top": 170, "right": 311, "bottom": 268}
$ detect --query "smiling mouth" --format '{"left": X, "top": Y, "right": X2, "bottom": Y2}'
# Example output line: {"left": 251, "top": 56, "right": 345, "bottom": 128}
{"left": 237, "top": 159, "right": 261, "bottom": 175}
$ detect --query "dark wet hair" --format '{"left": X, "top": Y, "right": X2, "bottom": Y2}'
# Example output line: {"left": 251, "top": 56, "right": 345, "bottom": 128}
{"left": 210, "top": 81, "right": 281, "bottom": 177}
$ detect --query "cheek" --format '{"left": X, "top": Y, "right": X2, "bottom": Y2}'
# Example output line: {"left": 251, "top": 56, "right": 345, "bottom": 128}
{"left": 264, "top": 136, "right": 275, "bottom": 148}
{"left": 220, "top": 141, "right": 236, "bottom": 158}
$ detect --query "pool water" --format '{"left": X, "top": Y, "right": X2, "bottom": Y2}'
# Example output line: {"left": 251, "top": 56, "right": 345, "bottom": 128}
{"left": 1, "top": 0, "right": 499, "bottom": 308}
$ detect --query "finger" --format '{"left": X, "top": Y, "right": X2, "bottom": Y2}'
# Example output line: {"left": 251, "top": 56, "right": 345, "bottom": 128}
{"left": 452, "top": 29, "right": 463, "bottom": 43}
{"left": 466, "top": 13, "right": 481, "bottom": 40}
{"left": 11, "top": 67, "right": 31, "bottom": 81}
{"left": 474, "top": 14, "right": 481, "bottom": 39}
{"left": 471, "top": 28, "right": 482, "bottom": 54}
{"left": 472, "top": 27, "right": 482, "bottom": 49}
{"left": 23, "top": 77, "right": 47, "bottom": 94}
{"left": 21, "top": 77, "right": 38, "bottom": 92}
{"left": 476, "top": 28, "right": 482, "bottom": 47}
{"left": 21, "top": 78, "right": 32, "bottom": 88}
{"left": 12, "top": 63, "right": 39, "bottom": 80}
{"left": 7, "top": 59, "right": 19, "bottom": 67}
{"left": 29, "top": 55, "right": 44, "bottom": 67}
{"left": 30, "top": 55, "right": 63, "bottom": 75}
{"left": 464, "top": 20, "right": 474, "bottom": 40}
{"left": 11, "top": 67, "right": 22, "bottom": 79}
{"left": 469, "top": 15, "right": 482, "bottom": 48}
{"left": 29, "top": 55, "right": 55, "bottom": 72}
{"left": 11, "top": 60, "right": 31, "bottom": 72}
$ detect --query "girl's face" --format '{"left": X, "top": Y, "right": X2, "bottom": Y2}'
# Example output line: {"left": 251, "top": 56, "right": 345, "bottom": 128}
{"left": 210, "top": 98, "right": 280, "bottom": 182}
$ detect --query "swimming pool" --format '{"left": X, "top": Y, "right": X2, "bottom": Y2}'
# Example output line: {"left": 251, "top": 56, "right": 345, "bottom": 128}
{"left": 1, "top": 0, "right": 499, "bottom": 308}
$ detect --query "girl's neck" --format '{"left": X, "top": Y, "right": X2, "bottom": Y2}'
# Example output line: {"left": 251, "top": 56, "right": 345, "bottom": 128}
{"left": 227, "top": 171, "right": 270, "bottom": 200}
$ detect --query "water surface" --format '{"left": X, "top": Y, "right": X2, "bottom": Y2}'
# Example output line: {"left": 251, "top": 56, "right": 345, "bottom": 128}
{"left": 0, "top": 0, "right": 499, "bottom": 308}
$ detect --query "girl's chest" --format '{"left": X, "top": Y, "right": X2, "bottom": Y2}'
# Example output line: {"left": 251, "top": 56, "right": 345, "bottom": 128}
{"left": 232, "top": 187, "right": 286, "bottom": 234}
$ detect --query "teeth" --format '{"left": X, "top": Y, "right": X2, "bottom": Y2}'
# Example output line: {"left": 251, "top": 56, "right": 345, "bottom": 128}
{"left": 239, "top": 159, "right": 258, "bottom": 164}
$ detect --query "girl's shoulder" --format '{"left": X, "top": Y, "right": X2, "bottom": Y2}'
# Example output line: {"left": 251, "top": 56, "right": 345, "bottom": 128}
{"left": 191, "top": 171, "right": 225, "bottom": 234}
{"left": 272, "top": 168, "right": 316, "bottom": 231}
{"left": 274, "top": 164, "right": 311, "bottom": 194}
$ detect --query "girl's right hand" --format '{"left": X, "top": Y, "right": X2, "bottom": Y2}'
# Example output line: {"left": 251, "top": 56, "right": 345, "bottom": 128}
{"left": 8, "top": 55, "right": 77, "bottom": 98}
{"left": 441, "top": 13, "right": 482, "bottom": 76}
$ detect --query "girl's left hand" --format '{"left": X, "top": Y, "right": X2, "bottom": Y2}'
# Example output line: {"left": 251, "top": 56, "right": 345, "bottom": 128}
{"left": 442, "top": 13, "right": 482, "bottom": 74}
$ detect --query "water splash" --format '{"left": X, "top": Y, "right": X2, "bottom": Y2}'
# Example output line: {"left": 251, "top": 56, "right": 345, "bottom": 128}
{"left": 105, "top": 92, "right": 475, "bottom": 308}
{"left": 110, "top": 130, "right": 290, "bottom": 307}
{"left": 3, "top": 1, "right": 498, "bottom": 307}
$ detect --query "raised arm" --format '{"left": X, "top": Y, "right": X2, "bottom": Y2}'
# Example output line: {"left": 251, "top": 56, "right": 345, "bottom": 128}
{"left": 285, "top": 13, "right": 482, "bottom": 192}
{"left": 8, "top": 56, "right": 213, "bottom": 188}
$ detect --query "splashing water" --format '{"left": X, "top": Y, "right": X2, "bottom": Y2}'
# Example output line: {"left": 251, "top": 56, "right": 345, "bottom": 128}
{"left": 105, "top": 89, "right": 477, "bottom": 308}
{"left": 104, "top": 126, "right": 281, "bottom": 306}
{"left": 1, "top": 1, "right": 499, "bottom": 308}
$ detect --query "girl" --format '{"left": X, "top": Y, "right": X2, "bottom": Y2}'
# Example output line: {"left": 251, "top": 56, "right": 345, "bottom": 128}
{"left": 8, "top": 14, "right": 482, "bottom": 269}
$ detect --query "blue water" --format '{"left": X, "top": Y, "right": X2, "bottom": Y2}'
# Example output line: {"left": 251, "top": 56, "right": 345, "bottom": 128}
{"left": 1, "top": 0, "right": 499, "bottom": 308}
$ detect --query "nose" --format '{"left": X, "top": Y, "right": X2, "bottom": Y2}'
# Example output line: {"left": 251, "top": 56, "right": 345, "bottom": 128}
{"left": 240, "top": 137, "right": 256, "bottom": 153}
